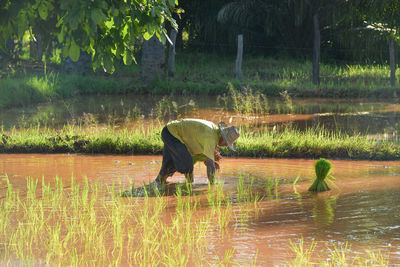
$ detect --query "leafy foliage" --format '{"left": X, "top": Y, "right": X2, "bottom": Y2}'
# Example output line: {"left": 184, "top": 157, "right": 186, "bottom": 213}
{"left": 176, "top": 0, "right": 400, "bottom": 63}
{"left": 0, "top": 0, "right": 177, "bottom": 72}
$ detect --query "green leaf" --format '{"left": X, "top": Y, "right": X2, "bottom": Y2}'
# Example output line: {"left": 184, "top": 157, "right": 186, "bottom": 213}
{"left": 17, "top": 13, "right": 28, "bottom": 38}
{"left": 143, "top": 31, "right": 153, "bottom": 40}
{"left": 67, "top": 6, "right": 81, "bottom": 30}
{"left": 112, "top": 7, "right": 119, "bottom": 17}
{"left": 92, "top": 54, "right": 101, "bottom": 70}
{"left": 69, "top": 39, "right": 80, "bottom": 62}
{"left": 123, "top": 50, "right": 132, "bottom": 65}
{"left": 0, "top": 37, "right": 7, "bottom": 53}
{"left": 120, "top": 25, "right": 128, "bottom": 39}
{"left": 38, "top": 3, "right": 48, "bottom": 20}
{"left": 102, "top": 55, "right": 115, "bottom": 73}
{"left": 97, "top": 0, "right": 108, "bottom": 10}
{"left": 91, "top": 8, "right": 106, "bottom": 25}
{"left": 57, "top": 30, "right": 65, "bottom": 43}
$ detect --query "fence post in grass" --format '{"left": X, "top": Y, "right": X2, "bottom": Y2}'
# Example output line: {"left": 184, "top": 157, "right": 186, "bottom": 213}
{"left": 168, "top": 28, "right": 177, "bottom": 77}
{"left": 389, "top": 36, "right": 396, "bottom": 87}
{"left": 236, "top": 34, "right": 243, "bottom": 80}
{"left": 312, "top": 13, "right": 320, "bottom": 86}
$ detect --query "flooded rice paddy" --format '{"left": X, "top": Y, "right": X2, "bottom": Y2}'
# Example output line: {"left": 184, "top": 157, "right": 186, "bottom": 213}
{"left": 2, "top": 95, "right": 400, "bottom": 140}
{"left": 1, "top": 154, "right": 399, "bottom": 265}
{"left": 1, "top": 95, "right": 400, "bottom": 264}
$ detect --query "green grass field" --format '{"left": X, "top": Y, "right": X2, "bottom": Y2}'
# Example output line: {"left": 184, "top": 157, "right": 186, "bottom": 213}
{"left": 0, "top": 53, "right": 399, "bottom": 109}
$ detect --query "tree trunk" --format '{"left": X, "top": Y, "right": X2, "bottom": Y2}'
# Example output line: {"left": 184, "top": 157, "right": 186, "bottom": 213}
{"left": 168, "top": 29, "right": 177, "bottom": 77}
{"left": 63, "top": 51, "right": 91, "bottom": 75}
{"left": 30, "top": 35, "right": 44, "bottom": 63}
{"left": 235, "top": 34, "right": 243, "bottom": 80}
{"left": 141, "top": 35, "right": 165, "bottom": 83}
{"left": 389, "top": 36, "right": 396, "bottom": 87}
{"left": 312, "top": 13, "right": 320, "bottom": 86}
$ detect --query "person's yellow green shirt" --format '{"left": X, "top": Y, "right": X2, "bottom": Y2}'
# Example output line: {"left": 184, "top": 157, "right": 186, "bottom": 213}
{"left": 167, "top": 119, "right": 220, "bottom": 163}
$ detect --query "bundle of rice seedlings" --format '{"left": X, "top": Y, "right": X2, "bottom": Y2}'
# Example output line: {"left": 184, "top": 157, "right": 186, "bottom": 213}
{"left": 309, "top": 158, "right": 332, "bottom": 192}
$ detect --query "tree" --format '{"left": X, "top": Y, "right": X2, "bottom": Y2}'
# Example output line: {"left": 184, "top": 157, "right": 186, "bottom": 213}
{"left": 176, "top": 0, "right": 233, "bottom": 53}
{"left": 217, "top": 0, "right": 351, "bottom": 84}
{"left": 350, "top": 1, "right": 400, "bottom": 86}
{"left": 0, "top": 0, "right": 177, "bottom": 73}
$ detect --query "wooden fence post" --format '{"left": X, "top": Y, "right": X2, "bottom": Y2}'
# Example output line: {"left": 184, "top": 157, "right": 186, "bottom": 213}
{"left": 236, "top": 34, "right": 243, "bottom": 80}
{"left": 312, "top": 13, "right": 320, "bottom": 86}
{"left": 389, "top": 36, "right": 396, "bottom": 87}
{"left": 168, "top": 29, "right": 177, "bottom": 77}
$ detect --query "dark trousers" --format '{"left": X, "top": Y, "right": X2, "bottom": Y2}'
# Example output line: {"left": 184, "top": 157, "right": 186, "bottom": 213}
{"left": 156, "top": 126, "right": 193, "bottom": 182}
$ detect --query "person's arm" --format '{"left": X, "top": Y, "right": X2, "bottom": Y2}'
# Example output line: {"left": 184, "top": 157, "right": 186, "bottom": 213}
{"left": 205, "top": 157, "right": 216, "bottom": 184}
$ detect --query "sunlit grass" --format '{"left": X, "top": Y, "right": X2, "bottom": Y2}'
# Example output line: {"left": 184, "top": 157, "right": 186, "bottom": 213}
{"left": 231, "top": 126, "right": 400, "bottom": 160}
{"left": 2, "top": 54, "right": 399, "bottom": 110}
{"left": 1, "top": 123, "right": 400, "bottom": 160}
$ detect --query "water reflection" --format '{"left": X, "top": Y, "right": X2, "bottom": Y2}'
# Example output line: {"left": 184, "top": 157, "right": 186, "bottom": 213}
{"left": 0, "top": 155, "right": 400, "bottom": 265}
{"left": 312, "top": 195, "right": 338, "bottom": 226}
{"left": 2, "top": 96, "right": 400, "bottom": 139}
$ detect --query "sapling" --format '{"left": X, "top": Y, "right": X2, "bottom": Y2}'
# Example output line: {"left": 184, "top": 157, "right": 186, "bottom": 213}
{"left": 309, "top": 158, "right": 332, "bottom": 192}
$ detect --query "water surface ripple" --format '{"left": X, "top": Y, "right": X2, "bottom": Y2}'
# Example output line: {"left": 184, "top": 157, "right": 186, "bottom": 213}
{"left": 0, "top": 154, "right": 399, "bottom": 265}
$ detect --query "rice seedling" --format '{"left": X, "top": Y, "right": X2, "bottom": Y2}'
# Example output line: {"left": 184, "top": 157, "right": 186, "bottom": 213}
{"left": 0, "top": 175, "right": 248, "bottom": 266}
{"left": 308, "top": 158, "right": 332, "bottom": 192}
{"left": 288, "top": 238, "right": 317, "bottom": 266}
{"left": 207, "top": 180, "right": 228, "bottom": 208}
{"left": 236, "top": 175, "right": 262, "bottom": 204}
{"left": 265, "top": 177, "right": 274, "bottom": 198}
{"left": 274, "top": 177, "right": 280, "bottom": 198}
{"left": 0, "top": 173, "right": 395, "bottom": 266}
{"left": 216, "top": 248, "right": 237, "bottom": 266}
{"left": 205, "top": 180, "right": 235, "bottom": 237}
{"left": 286, "top": 239, "right": 390, "bottom": 266}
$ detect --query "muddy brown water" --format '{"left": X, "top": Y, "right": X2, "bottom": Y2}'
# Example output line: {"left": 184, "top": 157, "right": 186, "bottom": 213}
{"left": 1, "top": 154, "right": 400, "bottom": 265}
{"left": 2, "top": 96, "right": 400, "bottom": 139}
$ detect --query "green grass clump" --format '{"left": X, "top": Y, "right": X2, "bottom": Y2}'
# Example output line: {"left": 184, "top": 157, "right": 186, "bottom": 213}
{"left": 0, "top": 74, "right": 138, "bottom": 109}
{"left": 308, "top": 158, "right": 332, "bottom": 192}
{"left": 2, "top": 124, "right": 400, "bottom": 160}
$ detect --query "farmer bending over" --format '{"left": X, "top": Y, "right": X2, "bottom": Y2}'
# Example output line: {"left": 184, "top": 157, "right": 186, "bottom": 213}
{"left": 155, "top": 118, "right": 239, "bottom": 185}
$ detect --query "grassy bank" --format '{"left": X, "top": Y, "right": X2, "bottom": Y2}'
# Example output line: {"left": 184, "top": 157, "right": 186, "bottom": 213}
{"left": 1, "top": 125, "right": 399, "bottom": 160}
{"left": 1, "top": 53, "right": 400, "bottom": 109}
{"left": 0, "top": 176, "right": 390, "bottom": 266}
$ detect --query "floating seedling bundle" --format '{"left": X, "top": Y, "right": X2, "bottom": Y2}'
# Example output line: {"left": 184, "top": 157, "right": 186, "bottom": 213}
{"left": 309, "top": 158, "right": 332, "bottom": 192}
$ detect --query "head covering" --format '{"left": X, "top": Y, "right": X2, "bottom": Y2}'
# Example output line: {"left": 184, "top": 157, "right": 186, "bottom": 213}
{"left": 218, "top": 122, "right": 240, "bottom": 151}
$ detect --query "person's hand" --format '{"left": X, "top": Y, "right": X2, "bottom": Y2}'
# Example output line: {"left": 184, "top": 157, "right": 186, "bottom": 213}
{"left": 205, "top": 158, "right": 216, "bottom": 184}
{"left": 203, "top": 160, "right": 219, "bottom": 170}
